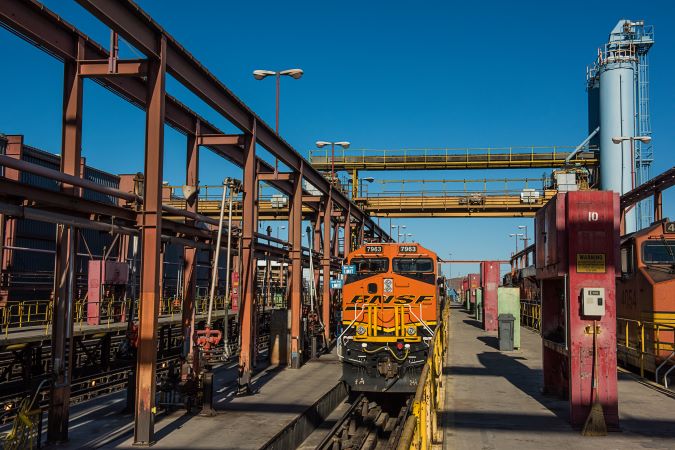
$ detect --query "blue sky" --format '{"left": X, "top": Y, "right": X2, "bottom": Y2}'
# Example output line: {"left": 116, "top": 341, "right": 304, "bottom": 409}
{"left": 1, "top": 0, "right": 674, "bottom": 278}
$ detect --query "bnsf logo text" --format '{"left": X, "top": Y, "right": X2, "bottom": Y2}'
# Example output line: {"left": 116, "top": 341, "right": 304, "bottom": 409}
{"left": 349, "top": 295, "right": 433, "bottom": 304}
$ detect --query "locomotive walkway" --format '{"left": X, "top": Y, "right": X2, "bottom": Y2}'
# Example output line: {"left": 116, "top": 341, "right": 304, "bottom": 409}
{"left": 442, "top": 304, "right": 675, "bottom": 450}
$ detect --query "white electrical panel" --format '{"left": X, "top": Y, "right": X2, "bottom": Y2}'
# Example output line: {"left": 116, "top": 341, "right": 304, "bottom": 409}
{"left": 582, "top": 287, "right": 606, "bottom": 316}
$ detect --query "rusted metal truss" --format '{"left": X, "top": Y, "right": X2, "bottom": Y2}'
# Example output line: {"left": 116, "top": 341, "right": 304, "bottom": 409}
{"left": 0, "top": 0, "right": 391, "bottom": 445}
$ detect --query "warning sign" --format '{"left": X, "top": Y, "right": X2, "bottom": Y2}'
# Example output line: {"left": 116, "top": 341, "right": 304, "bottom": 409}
{"left": 576, "top": 253, "right": 606, "bottom": 273}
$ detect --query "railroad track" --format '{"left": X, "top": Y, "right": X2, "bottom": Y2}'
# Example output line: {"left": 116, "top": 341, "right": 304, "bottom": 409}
{"left": 317, "top": 392, "right": 411, "bottom": 450}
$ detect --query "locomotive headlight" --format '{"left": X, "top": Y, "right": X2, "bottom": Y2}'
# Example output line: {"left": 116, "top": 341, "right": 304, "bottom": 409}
{"left": 356, "top": 325, "right": 367, "bottom": 335}
{"left": 406, "top": 326, "right": 416, "bottom": 336}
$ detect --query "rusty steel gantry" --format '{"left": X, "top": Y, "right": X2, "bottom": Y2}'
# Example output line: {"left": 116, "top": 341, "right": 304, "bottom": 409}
{"left": 0, "top": 0, "right": 391, "bottom": 445}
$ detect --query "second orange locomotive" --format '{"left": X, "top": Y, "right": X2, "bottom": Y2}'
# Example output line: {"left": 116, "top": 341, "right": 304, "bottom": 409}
{"left": 339, "top": 242, "right": 442, "bottom": 392}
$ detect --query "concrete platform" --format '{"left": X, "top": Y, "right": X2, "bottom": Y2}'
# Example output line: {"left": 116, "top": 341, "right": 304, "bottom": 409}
{"left": 442, "top": 304, "right": 675, "bottom": 450}
{"left": 58, "top": 351, "right": 342, "bottom": 449}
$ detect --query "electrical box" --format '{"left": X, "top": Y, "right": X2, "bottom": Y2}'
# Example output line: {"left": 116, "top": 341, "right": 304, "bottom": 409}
{"left": 581, "top": 287, "right": 605, "bottom": 316}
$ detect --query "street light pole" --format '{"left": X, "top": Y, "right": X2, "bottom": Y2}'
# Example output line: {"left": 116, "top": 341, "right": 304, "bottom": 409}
{"left": 275, "top": 72, "right": 280, "bottom": 134}
{"left": 316, "top": 141, "right": 350, "bottom": 184}
{"left": 448, "top": 252, "right": 452, "bottom": 279}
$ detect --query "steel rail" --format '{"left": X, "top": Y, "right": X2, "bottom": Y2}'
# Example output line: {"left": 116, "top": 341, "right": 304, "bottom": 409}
{"left": 73, "top": 0, "right": 389, "bottom": 241}
{"left": 620, "top": 166, "right": 675, "bottom": 209}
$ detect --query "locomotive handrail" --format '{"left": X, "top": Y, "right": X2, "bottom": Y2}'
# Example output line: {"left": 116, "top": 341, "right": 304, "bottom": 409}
{"left": 617, "top": 317, "right": 675, "bottom": 381}
{"left": 406, "top": 304, "right": 434, "bottom": 336}
{"left": 336, "top": 303, "right": 366, "bottom": 360}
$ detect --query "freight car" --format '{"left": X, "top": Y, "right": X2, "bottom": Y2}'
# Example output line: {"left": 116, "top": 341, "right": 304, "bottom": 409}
{"left": 617, "top": 219, "right": 675, "bottom": 374}
{"left": 338, "top": 242, "right": 442, "bottom": 392}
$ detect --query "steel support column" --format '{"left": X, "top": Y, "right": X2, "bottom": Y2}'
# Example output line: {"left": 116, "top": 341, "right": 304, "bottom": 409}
{"left": 47, "top": 38, "right": 84, "bottom": 444}
{"left": 289, "top": 166, "right": 303, "bottom": 368}
{"left": 238, "top": 120, "right": 257, "bottom": 391}
{"left": 182, "top": 120, "right": 200, "bottom": 371}
{"left": 134, "top": 36, "right": 166, "bottom": 446}
{"left": 343, "top": 208, "right": 352, "bottom": 257}
{"left": 0, "top": 135, "right": 23, "bottom": 306}
{"left": 322, "top": 193, "right": 333, "bottom": 345}
{"left": 654, "top": 190, "right": 663, "bottom": 222}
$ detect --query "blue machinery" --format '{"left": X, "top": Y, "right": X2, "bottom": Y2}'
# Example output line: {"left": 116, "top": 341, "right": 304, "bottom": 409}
{"left": 587, "top": 20, "right": 654, "bottom": 232}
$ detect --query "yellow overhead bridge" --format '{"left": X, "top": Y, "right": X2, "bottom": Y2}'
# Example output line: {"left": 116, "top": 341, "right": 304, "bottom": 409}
{"left": 164, "top": 186, "right": 558, "bottom": 219}
{"left": 308, "top": 146, "right": 598, "bottom": 171}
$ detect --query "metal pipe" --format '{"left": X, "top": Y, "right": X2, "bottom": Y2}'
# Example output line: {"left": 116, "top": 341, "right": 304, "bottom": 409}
{"left": 0, "top": 202, "right": 208, "bottom": 249}
{"left": 0, "top": 154, "right": 139, "bottom": 202}
{"left": 206, "top": 181, "right": 228, "bottom": 327}
{"left": 223, "top": 181, "right": 236, "bottom": 357}
{"left": 161, "top": 203, "right": 219, "bottom": 227}
{"left": 0, "top": 155, "right": 222, "bottom": 228}
{"left": 565, "top": 127, "right": 600, "bottom": 163}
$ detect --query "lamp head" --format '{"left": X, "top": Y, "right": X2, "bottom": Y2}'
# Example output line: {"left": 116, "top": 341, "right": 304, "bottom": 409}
{"left": 315, "top": 141, "right": 331, "bottom": 148}
{"left": 253, "top": 69, "right": 276, "bottom": 80}
{"left": 335, "top": 141, "right": 350, "bottom": 149}
{"left": 280, "top": 68, "right": 304, "bottom": 79}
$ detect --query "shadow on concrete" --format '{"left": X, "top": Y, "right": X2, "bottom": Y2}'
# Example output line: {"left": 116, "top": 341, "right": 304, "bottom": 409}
{"left": 475, "top": 351, "right": 569, "bottom": 422}
{"left": 477, "top": 335, "right": 499, "bottom": 350}
{"left": 462, "top": 319, "right": 483, "bottom": 330}
{"left": 440, "top": 409, "right": 675, "bottom": 438}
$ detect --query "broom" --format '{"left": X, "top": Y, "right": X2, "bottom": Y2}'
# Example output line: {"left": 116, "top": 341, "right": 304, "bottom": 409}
{"left": 582, "top": 320, "right": 607, "bottom": 436}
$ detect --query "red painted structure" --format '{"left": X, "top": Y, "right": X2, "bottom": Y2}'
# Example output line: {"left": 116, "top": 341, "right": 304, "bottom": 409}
{"left": 87, "top": 260, "right": 129, "bottom": 325}
{"left": 480, "top": 261, "right": 500, "bottom": 331}
{"left": 468, "top": 273, "right": 479, "bottom": 306}
{"left": 536, "top": 191, "right": 619, "bottom": 429}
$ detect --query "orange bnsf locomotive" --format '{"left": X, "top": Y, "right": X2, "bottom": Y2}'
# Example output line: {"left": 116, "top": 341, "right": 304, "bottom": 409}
{"left": 338, "top": 242, "right": 442, "bottom": 392}
{"left": 617, "top": 219, "right": 675, "bottom": 372}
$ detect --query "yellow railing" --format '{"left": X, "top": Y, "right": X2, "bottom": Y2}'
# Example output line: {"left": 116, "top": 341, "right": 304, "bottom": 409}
{"left": 617, "top": 317, "right": 675, "bottom": 379}
{"left": 1, "top": 296, "right": 231, "bottom": 338}
{"left": 398, "top": 305, "right": 449, "bottom": 450}
{"left": 520, "top": 301, "right": 541, "bottom": 331}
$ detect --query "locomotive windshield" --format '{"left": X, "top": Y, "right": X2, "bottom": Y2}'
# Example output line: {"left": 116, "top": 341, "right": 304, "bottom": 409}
{"left": 642, "top": 240, "right": 675, "bottom": 264}
{"left": 393, "top": 258, "right": 435, "bottom": 273}
{"left": 351, "top": 258, "right": 389, "bottom": 273}
{"left": 345, "top": 257, "right": 389, "bottom": 284}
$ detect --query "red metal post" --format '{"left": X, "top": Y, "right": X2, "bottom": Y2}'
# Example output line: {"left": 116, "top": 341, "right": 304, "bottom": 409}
{"left": 322, "top": 192, "right": 333, "bottom": 345}
{"left": 47, "top": 38, "right": 84, "bottom": 444}
{"left": 182, "top": 119, "right": 200, "bottom": 373}
{"left": 134, "top": 36, "right": 166, "bottom": 446}
{"left": 289, "top": 166, "right": 303, "bottom": 368}
{"left": 537, "top": 191, "right": 619, "bottom": 429}
{"left": 480, "top": 261, "right": 500, "bottom": 332}
{"left": 238, "top": 120, "right": 257, "bottom": 391}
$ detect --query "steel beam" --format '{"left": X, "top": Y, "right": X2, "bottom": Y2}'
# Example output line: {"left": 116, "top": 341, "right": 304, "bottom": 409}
{"left": 47, "top": 39, "right": 84, "bottom": 443}
{"left": 196, "top": 134, "right": 243, "bottom": 146}
{"left": 134, "top": 35, "right": 166, "bottom": 446}
{"left": 322, "top": 193, "right": 332, "bottom": 345}
{"left": 289, "top": 166, "right": 303, "bottom": 368}
{"left": 78, "top": 59, "right": 147, "bottom": 77}
{"left": 181, "top": 120, "right": 199, "bottom": 374}
{"left": 238, "top": 121, "right": 257, "bottom": 392}
{"left": 72, "top": 0, "right": 389, "bottom": 240}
